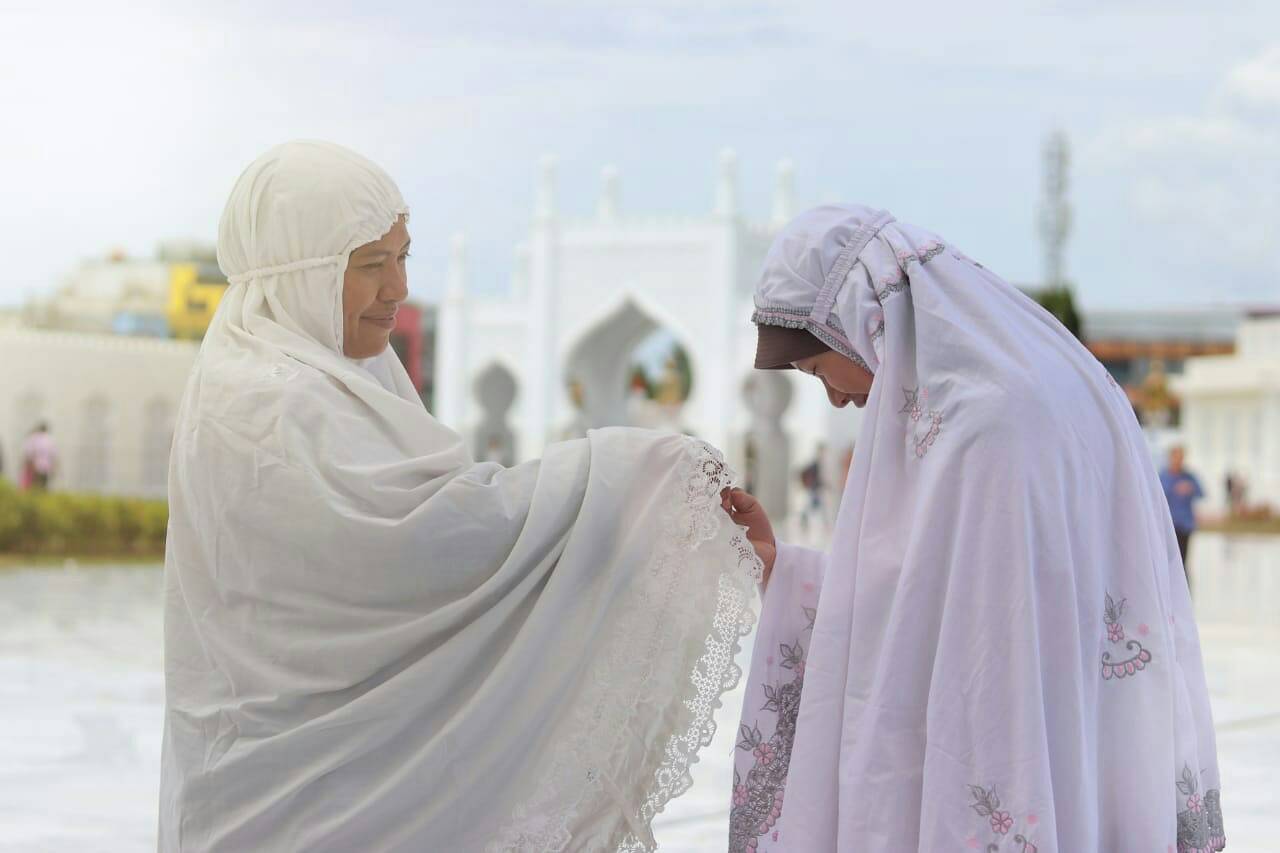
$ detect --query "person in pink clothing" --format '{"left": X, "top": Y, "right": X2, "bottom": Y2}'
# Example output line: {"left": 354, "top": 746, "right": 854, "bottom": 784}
{"left": 726, "top": 205, "right": 1224, "bottom": 852}
{"left": 20, "top": 422, "right": 57, "bottom": 490}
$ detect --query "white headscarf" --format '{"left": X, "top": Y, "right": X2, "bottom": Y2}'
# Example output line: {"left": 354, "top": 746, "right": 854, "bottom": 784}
{"left": 731, "top": 205, "right": 1224, "bottom": 852}
{"left": 160, "top": 141, "right": 761, "bottom": 851}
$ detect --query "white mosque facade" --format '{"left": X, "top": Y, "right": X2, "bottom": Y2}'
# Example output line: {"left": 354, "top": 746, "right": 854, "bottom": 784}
{"left": 0, "top": 327, "right": 198, "bottom": 498}
{"left": 433, "top": 152, "right": 861, "bottom": 521}
{"left": 1174, "top": 312, "right": 1280, "bottom": 514}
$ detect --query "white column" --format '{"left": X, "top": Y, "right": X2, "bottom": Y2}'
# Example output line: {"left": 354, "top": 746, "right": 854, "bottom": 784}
{"left": 772, "top": 158, "right": 795, "bottom": 226}
{"left": 436, "top": 233, "right": 469, "bottom": 430}
{"left": 526, "top": 156, "right": 560, "bottom": 453}
{"left": 704, "top": 148, "right": 741, "bottom": 453}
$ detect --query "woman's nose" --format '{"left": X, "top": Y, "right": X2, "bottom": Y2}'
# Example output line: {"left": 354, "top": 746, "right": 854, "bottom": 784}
{"left": 825, "top": 384, "right": 848, "bottom": 408}
{"left": 382, "top": 265, "right": 409, "bottom": 303}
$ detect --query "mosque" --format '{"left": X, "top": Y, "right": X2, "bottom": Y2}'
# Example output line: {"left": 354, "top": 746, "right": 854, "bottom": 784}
{"left": 3, "top": 150, "right": 1275, "bottom": 528}
{"left": 434, "top": 151, "right": 858, "bottom": 523}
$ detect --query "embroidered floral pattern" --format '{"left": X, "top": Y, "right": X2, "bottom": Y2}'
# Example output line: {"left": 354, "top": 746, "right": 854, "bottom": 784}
{"left": 1175, "top": 764, "right": 1226, "bottom": 852}
{"left": 967, "top": 785, "right": 1038, "bottom": 852}
{"left": 897, "top": 241, "right": 946, "bottom": 267}
{"left": 729, "top": 605, "right": 813, "bottom": 853}
{"left": 900, "top": 386, "right": 944, "bottom": 458}
{"left": 1101, "top": 591, "right": 1153, "bottom": 680}
{"left": 875, "top": 271, "right": 910, "bottom": 305}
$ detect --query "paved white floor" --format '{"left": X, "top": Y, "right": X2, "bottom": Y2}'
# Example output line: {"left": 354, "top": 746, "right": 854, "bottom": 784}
{"left": 1, "top": 534, "right": 1276, "bottom": 851}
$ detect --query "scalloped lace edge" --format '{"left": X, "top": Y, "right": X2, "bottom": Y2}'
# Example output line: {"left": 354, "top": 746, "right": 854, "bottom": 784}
{"left": 486, "top": 437, "right": 763, "bottom": 852}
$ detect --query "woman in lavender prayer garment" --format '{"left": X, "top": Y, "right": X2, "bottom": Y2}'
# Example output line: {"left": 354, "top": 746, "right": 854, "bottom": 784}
{"left": 726, "top": 205, "right": 1225, "bottom": 853}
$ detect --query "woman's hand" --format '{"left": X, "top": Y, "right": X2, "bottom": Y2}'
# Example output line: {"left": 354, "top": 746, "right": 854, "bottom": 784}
{"left": 721, "top": 488, "right": 777, "bottom": 587}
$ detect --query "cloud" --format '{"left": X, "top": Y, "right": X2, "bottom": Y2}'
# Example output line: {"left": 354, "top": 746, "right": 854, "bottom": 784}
{"left": 1224, "top": 45, "right": 1280, "bottom": 108}
{"left": 1085, "top": 45, "right": 1280, "bottom": 303}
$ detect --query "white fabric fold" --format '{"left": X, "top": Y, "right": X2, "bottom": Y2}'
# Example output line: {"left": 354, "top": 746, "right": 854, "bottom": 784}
{"left": 159, "top": 141, "right": 762, "bottom": 851}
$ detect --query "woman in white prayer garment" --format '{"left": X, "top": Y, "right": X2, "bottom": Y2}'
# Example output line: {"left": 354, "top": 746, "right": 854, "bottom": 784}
{"left": 728, "top": 205, "right": 1225, "bottom": 853}
{"left": 158, "top": 140, "right": 767, "bottom": 852}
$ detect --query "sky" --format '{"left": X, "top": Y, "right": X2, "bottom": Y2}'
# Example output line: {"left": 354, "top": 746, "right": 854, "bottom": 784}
{"left": 1, "top": 0, "right": 1278, "bottom": 311}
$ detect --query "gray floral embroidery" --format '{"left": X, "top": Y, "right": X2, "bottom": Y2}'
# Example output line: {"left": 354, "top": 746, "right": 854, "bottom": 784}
{"left": 900, "top": 386, "right": 944, "bottom": 458}
{"left": 875, "top": 272, "right": 910, "bottom": 305}
{"left": 1100, "top": 592, "right": 1153, "bottom": 680}
{"left": 729, "top": 605, "right": 812, "bottom": 853}
{"left": 967, "top": 785, "right": 1039, "bottom": 852}
{"left": 1176, "top": 764, "right": 1226, "bottom": 852}
{"left": 898, "top": 241, "right": 947, "bottom": 267}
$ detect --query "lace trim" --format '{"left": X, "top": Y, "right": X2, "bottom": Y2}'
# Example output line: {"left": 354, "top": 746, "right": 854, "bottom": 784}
{"left": 486, "top": 438, "right": 763, "bottom": 852}
{"left": 751, "top": 308, "right": 873, "bottom": 375}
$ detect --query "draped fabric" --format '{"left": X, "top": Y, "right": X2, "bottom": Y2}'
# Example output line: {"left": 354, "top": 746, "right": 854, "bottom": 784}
{"left": 159, "top": 141, "right": 761, "bottom": 851}
{"left": 732, "top": 205, "right": 1224, "bottom": 852}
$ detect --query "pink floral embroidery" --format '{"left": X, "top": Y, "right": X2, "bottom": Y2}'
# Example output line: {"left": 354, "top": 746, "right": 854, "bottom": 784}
{"left": 900, "top": 386, "right": 944, "bottom": 458}
{"left": 1026, "top": 813, "right": 1038, "bottom": 825}
{"left": 1175, "top": 763, "right": 1225, "bottom": 851}
{"left": 731, "top": 605, "right": 812, "bottom": 852}
{"left": 1101, "top": 591, "right": 1153, "bottom": 680}
{"left": 1139, "top": 623, "right": 1151, "bottom": 637}
{"left": 968, "top": 785, "right": 1039, "bottom": 852}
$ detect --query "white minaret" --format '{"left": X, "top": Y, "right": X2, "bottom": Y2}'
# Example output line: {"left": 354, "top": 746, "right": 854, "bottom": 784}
{"left": 772, "top": 158, "right": 795, "bottom": 225}
{"left": 714, "top": 148, "right": 739, "bottom": 217}
{"left": 597, "top": 165, "right": 620, "bottom": 222}
{"left": 527, "top": 155, "right": 561, "bottom": 451}
{"left": 511, "top": 240, "right": 530, "bottom": 302}
{"left": 704, "top": 148, "right": 742, "bottom": 453}
{"left": 436, "top": 232, "right": 469, "bottom": 426}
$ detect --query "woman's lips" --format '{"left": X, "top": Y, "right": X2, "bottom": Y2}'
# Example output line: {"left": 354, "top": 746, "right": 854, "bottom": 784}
{"left": 363, "top": 314, "right": 396, "bottom": 330}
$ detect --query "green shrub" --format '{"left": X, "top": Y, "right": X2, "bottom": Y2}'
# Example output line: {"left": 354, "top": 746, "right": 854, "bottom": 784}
{"left": 0, "top": 481, "right": 168, "bottom": 558}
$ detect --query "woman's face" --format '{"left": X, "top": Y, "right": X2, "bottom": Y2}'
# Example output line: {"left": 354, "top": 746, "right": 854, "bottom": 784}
{"left": 342, "top": 217, "right": 410, "bottom": 358}
{"left": 793, "top": 351, "right": 875, "bottom": 408}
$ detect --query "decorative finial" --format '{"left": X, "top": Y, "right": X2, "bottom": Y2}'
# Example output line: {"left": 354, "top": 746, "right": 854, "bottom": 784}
{"left": 536, "top": 154, "right": 558, "bottom": 220}
{"left": 715, "top": 147, "right": 739, "bottom": 216}
{"left": 597, "top": 165, "right": 620, "bottom": 221}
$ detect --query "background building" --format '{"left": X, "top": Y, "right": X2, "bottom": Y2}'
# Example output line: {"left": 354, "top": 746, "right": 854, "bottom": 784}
{"left": 0, "top": 328, "right": 198, "bottom": 497}
{"left": 434, "top": 153, "right": 859, "bottom": 522}
{"left": 1175, "top": 311, "right": 1280, "bottom": 514}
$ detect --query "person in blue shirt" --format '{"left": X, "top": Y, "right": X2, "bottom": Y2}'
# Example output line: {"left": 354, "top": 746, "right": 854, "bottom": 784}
{"left": 1160, "top": 444, "right": 1203, "bottom": 588}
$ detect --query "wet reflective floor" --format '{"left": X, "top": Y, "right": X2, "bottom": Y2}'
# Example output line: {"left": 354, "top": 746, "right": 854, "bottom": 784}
{"left": 1, "top": 533, "right": 1276, "bottom": 851}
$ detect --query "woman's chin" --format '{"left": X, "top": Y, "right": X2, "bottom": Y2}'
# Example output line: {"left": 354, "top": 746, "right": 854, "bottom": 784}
{"left": 344, "top": 338, "right": 390, "bottom": 359}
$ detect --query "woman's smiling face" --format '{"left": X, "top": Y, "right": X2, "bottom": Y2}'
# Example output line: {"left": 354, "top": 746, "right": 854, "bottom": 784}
{"left": 342, "top": 217, "right": 410, "bottom": 358}
{"left": 793, "top": 351, "right": 875, "bottom": 408}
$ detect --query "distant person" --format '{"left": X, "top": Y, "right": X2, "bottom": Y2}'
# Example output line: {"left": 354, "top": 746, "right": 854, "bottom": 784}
{"left": 798, "top": 445, "right": 825, "bottom": 532}
{"left": 1160, "top": 445, "right": 1203, "bottom": 583}
{"left": 20, "top": 422, "right": 57, "bottom": 490}
{"left": 1225, "top": 471, "right": 1247, "bottom": 518}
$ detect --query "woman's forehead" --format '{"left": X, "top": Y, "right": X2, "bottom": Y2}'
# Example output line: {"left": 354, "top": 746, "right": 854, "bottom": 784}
{"left": 353, "top": 218, "right": 410, "bottom": 256}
